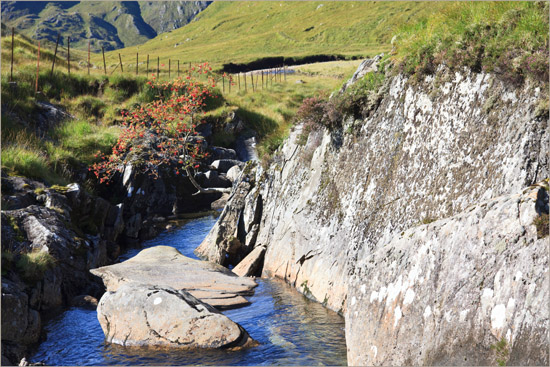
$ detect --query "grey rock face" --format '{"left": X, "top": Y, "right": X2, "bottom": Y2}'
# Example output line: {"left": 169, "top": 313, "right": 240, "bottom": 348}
{"left": 1, "top": 179, "right": 126, "bottom": 362}
{"left": 347, "top": 185, "right": 548, "bottom": 365}
{"left": 97, "top": 283, "right": 256, "bottom": 348}
{"left": 252, "top": 60, "right": 549, "bottom": 364}
{"left": 1, "top": 280, "right": 41, "bottom": 345}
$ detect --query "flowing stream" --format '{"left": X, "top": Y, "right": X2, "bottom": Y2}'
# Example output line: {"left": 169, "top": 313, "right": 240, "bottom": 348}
{"left": 30, "top": 214, "right": 347, "bottom": 366}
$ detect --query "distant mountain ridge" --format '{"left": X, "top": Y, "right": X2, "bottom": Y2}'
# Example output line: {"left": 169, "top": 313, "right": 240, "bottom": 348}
{"left": 1, "top": 1, "right": 210, "bottom": 51}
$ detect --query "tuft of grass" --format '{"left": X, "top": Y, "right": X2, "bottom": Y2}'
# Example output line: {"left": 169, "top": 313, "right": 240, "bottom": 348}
{"left": 1, "top": 145, "right": 61, "bottom": 184}
{"left": 6, "top": 215, "right": 25, "bottom": 242}
{"left": 16, "top": 250, "right": 56, "bottom": 284}
{"left": 490, "top": 337, "right": 510, "bottom": 366}
{"left": 533, "top": 213, "right": 549, "bottom": 239}
{"left": 421, "top": 217, "right": 437, "bottom": 225}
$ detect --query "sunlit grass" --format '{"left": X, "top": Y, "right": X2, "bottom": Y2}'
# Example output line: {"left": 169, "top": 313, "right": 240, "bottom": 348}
{"left": 392, "top": 1, "right": 549, "bottom": 83}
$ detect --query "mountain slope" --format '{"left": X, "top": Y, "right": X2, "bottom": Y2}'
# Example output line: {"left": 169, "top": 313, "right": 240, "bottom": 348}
{"left": 100, "top": 1, "right": 451, "bottom": 68}
{"left": 0, "top": 1, "right": 210, "bottom": 51}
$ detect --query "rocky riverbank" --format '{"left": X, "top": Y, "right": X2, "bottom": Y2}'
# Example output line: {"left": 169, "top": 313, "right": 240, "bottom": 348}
{"left": 1, "top": 146, "right": 249, "bottom": 365}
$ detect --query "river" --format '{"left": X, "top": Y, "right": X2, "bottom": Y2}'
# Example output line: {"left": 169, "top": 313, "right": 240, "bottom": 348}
{"left": 30, "top": 214, "right": 347, "bottom": 366}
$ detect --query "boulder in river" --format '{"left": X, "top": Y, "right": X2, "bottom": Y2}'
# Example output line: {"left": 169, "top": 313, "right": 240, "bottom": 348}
{"left": 90, "top": 246, "right": 257, "bottom": 310}
{"left": 97, "top": 283, "right": 257, "bottom": 348}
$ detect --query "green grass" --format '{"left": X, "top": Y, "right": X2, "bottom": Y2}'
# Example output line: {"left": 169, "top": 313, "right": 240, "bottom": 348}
{"left": 16, "top": 250, "right": 56, "bottom": 284}
{"left": 392, "top": 1, "right": 549, "bottom": 84}
{"left": 97, "top": 1, "right": 450, "bottom": 72}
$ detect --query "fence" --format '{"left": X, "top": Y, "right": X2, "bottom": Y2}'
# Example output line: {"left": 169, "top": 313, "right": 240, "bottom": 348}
{"left": 7, "top": 28, "right": 290, "bottom": 96}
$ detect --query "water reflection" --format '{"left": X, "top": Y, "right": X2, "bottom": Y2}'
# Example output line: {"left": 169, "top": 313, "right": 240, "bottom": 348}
{"left": 30, "top": 215, "right": 347, "bottom": 366}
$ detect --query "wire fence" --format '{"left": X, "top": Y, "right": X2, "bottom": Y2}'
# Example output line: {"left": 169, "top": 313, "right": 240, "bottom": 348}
{"left": 6, "top": 28, "right": 291, "bottom": 96}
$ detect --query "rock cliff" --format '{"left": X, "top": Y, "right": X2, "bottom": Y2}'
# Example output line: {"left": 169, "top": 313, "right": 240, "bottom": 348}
{"left": 219, "top": 60, "right": 548, "bottom": 364}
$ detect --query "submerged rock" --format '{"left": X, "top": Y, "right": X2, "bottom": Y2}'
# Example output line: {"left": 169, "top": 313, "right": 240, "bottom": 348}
{"left": 90, "top": 246, "right": 257, "bottom": 310}
{"left": 97, "top": 283, "right": 257, "bottom": 348}
{"left": 70, "top": 295, "right": 98, "bottom": 309}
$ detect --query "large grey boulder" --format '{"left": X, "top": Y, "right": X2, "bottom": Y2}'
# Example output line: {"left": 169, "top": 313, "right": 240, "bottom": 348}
{"left": 226, "top": 165, "right": 242, "bottom": 183}
{"left": 97, "top": 283, "right": 257, "bottom": 348}
{"left": 211, "top": 159, "right": 244, "bottom": 174}
{"left": 91, "top": 246, "right": 257, "bottom": 309}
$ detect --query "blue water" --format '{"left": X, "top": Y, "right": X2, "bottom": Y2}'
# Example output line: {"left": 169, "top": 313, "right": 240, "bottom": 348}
{"left": 30, "top": 214, "right": 347, "bottom": 366}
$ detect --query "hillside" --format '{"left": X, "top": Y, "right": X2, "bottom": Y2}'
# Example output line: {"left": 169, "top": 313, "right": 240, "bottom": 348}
{"left": 99, "top": 1, "right": 450, "bottom": 69}
{"left": 0, "top": 1, "right": 210, "bottom": 51}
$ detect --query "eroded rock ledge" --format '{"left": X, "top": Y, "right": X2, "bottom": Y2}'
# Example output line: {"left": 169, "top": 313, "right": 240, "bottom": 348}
{"left": 91, "top": 245, "right": 258, "bottom": 310}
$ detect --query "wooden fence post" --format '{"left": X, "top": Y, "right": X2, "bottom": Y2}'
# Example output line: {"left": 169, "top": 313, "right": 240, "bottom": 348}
{"left": 50, "top": 33, "right": 60, "bottom": 78}
{"left": 157, "top": 56, "right": 160, "bottom": 79}
{"left": 244, "top": 73, "right": 247, "bottom": 92}
{"left": 251, "top": 73, "right": 254, "bottom": 92}
{"left": 262, "top": 71, "right": 264, "bottom": 89}
{"left": 229, "top": 75, "right": 231, "bottom": 93}
{"left": 10, "top": 27, "right": 14, "bottom": 82}
{"left": 136, "top": 53, "right": 138, "bottom": 76}
{"left": 118, "top": 53, "right": 123, "bottom": 73}
{"left": 255, "top": 72, "right": 259, "bottom": 89}
{"left": 67, "top": 37, "right": 70, "bottom": 75}
{"left": 284, "top": 65, "right": 286, "bottom": 82}
{"left": 102, "top": 46, "right": 106, "bottom": 75}
{"left": 146, "top": 54, "right": 149, "bottom": 75}
{"left": 238, "top": 73, "right": 241, "bottom": 91}
{"left": 222, "top": 75, "right": 225, "bottom": 93}
{"left": 88, "top": 41, "right": 90, "bottom": 75}
{"left": 169, "top": 59, "right": 171, "bottom": 78}
{"left": 177, "top": 60, "right": 180, "bottom": 76}
{"left": 35, "top": 41, "right": 40, "bottom": 94}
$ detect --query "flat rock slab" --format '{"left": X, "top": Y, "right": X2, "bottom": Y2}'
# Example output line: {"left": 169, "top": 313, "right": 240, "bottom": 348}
{"left": 91, "top": 246, "right": 257, "bottom": 309}
{"left": 97, "top": 283, "right": 257, "bottom": 348}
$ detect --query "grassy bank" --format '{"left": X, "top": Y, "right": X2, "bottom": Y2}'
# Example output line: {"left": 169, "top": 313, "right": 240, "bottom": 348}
{"left": 1, "top": 32, "right": 360, "bottom": 186}
{"left": 392, "top": 1, "right": 549, "bottom": 84}
{"left": 0, "top": 35, "right": 157, "bottom": 187}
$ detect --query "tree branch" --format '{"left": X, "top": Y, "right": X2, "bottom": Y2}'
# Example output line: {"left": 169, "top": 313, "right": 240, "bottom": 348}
{"left": 185, "top": 166, "right": 231, "bottom": 196}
